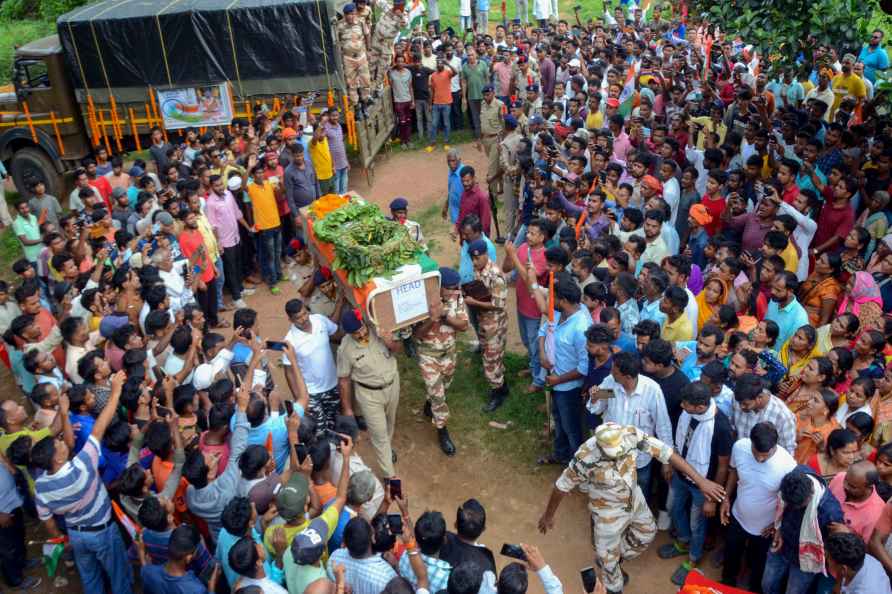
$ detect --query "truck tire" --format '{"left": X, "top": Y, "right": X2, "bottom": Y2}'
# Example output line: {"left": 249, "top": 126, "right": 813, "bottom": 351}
{"left": 10, "top": 147, "right": 61, "bottom": 199}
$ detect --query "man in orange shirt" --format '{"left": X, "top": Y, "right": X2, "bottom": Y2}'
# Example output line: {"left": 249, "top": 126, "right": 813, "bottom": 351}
{"left": 178, "top": 210, "right": 221, "bottom": 328}
{"left": 429, "top": 58, "right": 456, "bottom": 150}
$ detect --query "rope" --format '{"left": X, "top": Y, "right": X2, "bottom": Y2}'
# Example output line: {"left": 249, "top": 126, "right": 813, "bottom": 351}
{"left": 312, "top": 0, "right": 334, "bottom": 95}
{"left": 155, "top": 0, "right": 185, "bottom": 87}
{"left": 224, "top": 0, "right": 245, "bottom": 99}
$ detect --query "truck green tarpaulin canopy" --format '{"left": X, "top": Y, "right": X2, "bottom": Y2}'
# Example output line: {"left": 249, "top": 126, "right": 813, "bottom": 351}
{"left": 57, "top": 0, "right": 343, "bottom": 99}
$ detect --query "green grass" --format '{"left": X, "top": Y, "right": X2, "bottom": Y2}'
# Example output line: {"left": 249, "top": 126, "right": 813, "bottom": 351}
{"left": 397, "top": 346, "right": 553, "bottom": 463}
{"left": 434, "top": 0, "right": 606, "bottom": 29}
{"left": 0, "top": 18, "right": 55, "bottom": 85}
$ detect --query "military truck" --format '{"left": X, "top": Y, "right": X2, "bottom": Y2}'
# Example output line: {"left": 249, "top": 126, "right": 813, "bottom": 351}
{"left": 0, "top": 0, "right": 393, "bottom": 199}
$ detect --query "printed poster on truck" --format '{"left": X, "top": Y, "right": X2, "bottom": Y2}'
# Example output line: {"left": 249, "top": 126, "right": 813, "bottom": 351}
{"left": 157, "top": 83, "right": 233, "bottom": 130}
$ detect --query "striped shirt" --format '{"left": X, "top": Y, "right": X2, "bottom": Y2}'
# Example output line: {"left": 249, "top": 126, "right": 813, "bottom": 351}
{"left": 35, "top": 435, "right": 111, "bottom": 527}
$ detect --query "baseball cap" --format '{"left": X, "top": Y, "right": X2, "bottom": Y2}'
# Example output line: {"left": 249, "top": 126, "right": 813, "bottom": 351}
{"left": 156, "top": 211, "right": 175, "bottom": 226}
{"left": 290, "top": 517, "right": 330, "bottom": 564}
{"left": 112, "top": 187, "right": 127, "bottom": 200}
{"left": 192, "top": 349, "right": 233, "bottom": 390}
{"left": 276, "top": 474, "right": 310, "bottom": 521}
{"left": 227, "top": 176, "right": 243, "bottom": 191}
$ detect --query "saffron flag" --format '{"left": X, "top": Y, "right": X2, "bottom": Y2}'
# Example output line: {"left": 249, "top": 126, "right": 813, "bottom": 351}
{"left": 702, "top": 35, "right": 714, "bottom": 80}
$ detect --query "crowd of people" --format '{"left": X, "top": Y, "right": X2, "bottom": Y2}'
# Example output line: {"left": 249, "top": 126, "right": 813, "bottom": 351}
{"left": 2, "top": 2, "right": 892, "bottom": 594}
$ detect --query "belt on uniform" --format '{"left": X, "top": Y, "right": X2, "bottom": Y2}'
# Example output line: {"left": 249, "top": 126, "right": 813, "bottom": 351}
{"left": 355, "top": 379, "right": 394, "bottom": 390}
{"left": 482, "top": 133, "right": 499, "bottom": 138}
{"left": 69, "top": 519, "right": 114, "bottom": 532}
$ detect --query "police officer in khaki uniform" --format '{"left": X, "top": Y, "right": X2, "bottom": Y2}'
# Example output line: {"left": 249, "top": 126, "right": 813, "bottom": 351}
{"left": 479, "top": 85, "right": 505, "bottom": 199}
{"left": 337, "top": 308, "right": 401, "bottom": 477}
{"left": 337, "top": 4, "right": 372, "bottom": 111}
{"left": 498, "top": 114, "right": 524, "bottom": 240}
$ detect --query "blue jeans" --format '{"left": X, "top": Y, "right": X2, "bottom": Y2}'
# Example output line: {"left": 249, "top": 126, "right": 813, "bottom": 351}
{"left": 334, "top": 167, "right": 349, "bottom": 194}
{"left": 214, "top": 257, "right": 225, "bottom": 305}
{"left": 670, "top": 473, "right": 707, "bottom": 562}
{"left": 762, "top": 551, "right": 819, "bottom": 594}
{"left": 69, "top": 523, "right": 133, "bottom": 594}
{"left": 551, "top": 387, "right": 584, "bottom": 461}
{"left": 258, "top": 228, "right": 282, "bottom": 287}
{"left": 431, "top": 104, "right": 451, "bottom": 143}
{"left": 637, "top": 461, "right": 653, "bottom": 499}
{"left": 517, "top": 312, "right": 542, "bottom": 385}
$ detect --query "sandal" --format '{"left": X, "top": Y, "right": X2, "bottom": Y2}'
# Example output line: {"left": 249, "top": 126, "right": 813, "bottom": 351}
{"left": 658, "top": 542, "right": 689, "bottom": 560}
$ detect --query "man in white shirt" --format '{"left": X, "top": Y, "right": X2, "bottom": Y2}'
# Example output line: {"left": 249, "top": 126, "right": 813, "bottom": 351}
{"left": 827, "top": 532, "right": 892, "bottom": 594}
{"left": 719, "top": 422, "right": 797, "bottom": 593}
{"left": 282, "top": 298, "right": 342, "bottom": 436}
{"left": 588, "top": 351, "right": 673, "bottom": 498}
{"left": 153, "top": 247, "right": 196, "bottom": 313}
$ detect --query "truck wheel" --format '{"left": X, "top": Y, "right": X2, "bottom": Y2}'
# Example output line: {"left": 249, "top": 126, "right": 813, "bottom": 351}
{"left": 10, "top": 147, "right": 61, "bottom": 199}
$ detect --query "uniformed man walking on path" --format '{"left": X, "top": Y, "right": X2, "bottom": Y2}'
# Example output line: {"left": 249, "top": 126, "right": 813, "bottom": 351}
{"left": 413, "top": 267, "right": 469, "bottom": 455}
{"left": 537, "top": 422, "right": 726, "bottom": 594}
{"left": 337, "top": 4, "right": 372, "bottom": 115}
{"left": 463, "top": 239, "right": 510, "bottom": 412}
{"left": 479, "top": 85, "right": 505, "bottom": 196}
{"left": 368, "top": 0, "right": 409, "bottom": 93}
{"left": 337, "top": 308, "right": 401, "bottom": 478}
{"left": 498, "top": 114, "right": 523, "bottom": 241}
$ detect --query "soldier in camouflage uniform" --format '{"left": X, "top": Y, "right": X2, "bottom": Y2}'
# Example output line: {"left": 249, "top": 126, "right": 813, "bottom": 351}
{"left": 413, "top": 267, "right": 469, "bottom": 455}
{"left": 464, "top": 239, "right": 510, "bottom": 412}
{"left": 337, "top": 4, "right": 372, "bottom": 112}
{"left": 368, "top": 0, "right": 408, "bottom": 92}
{"left": 356, "top": 0, "right": 373, "bottom": 31}
{"left": 537, "top": 422, "right": 726, "bottom": 594}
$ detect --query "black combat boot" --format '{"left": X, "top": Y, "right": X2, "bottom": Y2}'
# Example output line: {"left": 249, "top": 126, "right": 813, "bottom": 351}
{"left": 483, "top": 383, "right": 508, "bottom": 412}
{"left": 437, "top": 427, "right": 456, "bottom": 455}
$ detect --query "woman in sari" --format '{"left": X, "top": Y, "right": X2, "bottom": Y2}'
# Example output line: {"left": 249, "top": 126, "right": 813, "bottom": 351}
{"left": 785, "top": 356, "right": 835, "bottom": 415}
{"left": 816, "top": 312, "right": 860, "bottom": 355}
{"left": 827, "top": 346, "right": 856, "bottom": 396}
{"left": 777, "top": 325, "right": 820, "bottom": 399}
{"left": 794, "top": 387, "right": 840, "bottom": 465}
{"left": 694, "top": 276, "right": 728, "bottom": 333}
{"left": 807, "top": 428, "right": 861, "bottom": 480}
{"left": 851, "top": 329, "right": 887, "bottom": 380}
{"left": 837, "top": 271, "right": 885, "bottom": 332}
{"left": 855, "top": 190, "right": 890, "bottom": 260}
{"left": 798, "top": 252, "right": 843, "bottom": 327}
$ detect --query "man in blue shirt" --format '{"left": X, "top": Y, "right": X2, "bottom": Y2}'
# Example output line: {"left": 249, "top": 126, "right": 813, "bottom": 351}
{"left": 458, "top": 214, "right": 497, "bottom": 284}
{"left": 445, "top": 150, "right": 464, "bottom": 224}
{"left": 676, "top": 324, "right": 725, "bottom": 382}
{"left": 539, "top": 280, "right": 592, "bottom": 464}
{"left": 138, "top": 525, "right": 221, "bottom": 594}
{"left": 858, "top": 30, "right": 890, "bottom": 83}
{"left": 765, "top": 272, "right": 809, "bottom": 350}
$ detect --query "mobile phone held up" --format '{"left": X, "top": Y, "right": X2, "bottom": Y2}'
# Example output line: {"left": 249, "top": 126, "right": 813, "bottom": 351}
{"left": 387, "top": 513, "right": 403, "bottom": 535}
{"left": 389, "top": 478, "right": 402, "bottom": 500}
{"left": 500, "top": 543, "right": 526, "bottom": 561}
{"left": 580, "top": 567, "right": 597, "bottom": 594}
{"left": 265, "top": 340, "right": 288, "bottom": 351}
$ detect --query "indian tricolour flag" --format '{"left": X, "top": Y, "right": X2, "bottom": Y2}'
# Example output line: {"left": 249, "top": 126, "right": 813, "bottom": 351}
{"left": 640, "top": 0, "right": 653, "bottom": 23}
{"left": 400, "top": 0, "right": 425, "bottom": 36}
{"left": 617, "top": 66, "right": 636, "bottom": 117}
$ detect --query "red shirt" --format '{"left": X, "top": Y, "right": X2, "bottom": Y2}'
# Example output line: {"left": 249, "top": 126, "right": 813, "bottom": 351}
{"left": 90, "top": 176, "right": 113, "bottom": 208}
{"left": 178, "top": 229, "right": 215, "bottom": 283}
{"left": 812, "top": 200, "right": 854, "bottom": 249}
{"left": 456, "top": 184, "right": 492, "bottom": 237}
{"left": 701, "top": 193, "right": 726, "bottom": 237}
{"left": 782, "top": 182, "right": 800, "bottom": 205}
{"left": 516, "top": 243, "right": 547, "bottom": 318}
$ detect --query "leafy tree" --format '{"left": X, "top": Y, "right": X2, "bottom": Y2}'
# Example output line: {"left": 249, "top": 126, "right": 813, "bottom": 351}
{"left": 690, "top": 0, "right": 886, "bottom": 73}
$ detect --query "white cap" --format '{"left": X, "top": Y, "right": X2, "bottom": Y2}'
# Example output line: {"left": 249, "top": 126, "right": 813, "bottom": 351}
{"left": 192, "top": 348, "right": 234, "bottom": 390}
{"left": 569, "top": 58, "right": 581, "bottom": 68}
{"left": 227, "top": 176, "right": 243, "bottom": 191}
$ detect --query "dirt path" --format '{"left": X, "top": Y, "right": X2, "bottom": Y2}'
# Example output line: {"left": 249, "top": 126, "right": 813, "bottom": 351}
{"left": 0, "top": 141, "right": 718, "bottom": 593}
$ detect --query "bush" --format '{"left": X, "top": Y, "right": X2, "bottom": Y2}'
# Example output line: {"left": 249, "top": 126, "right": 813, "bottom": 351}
{"left": 0, "top": 0, "right": 41, "bottom": 20}
{"left": 39, "top": 0, "right": 88, "bottom": 20}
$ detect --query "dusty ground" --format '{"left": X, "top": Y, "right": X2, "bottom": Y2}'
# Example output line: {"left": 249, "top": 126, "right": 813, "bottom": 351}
{"left": 0, "top": 140, "right": 718, "bottom": 593}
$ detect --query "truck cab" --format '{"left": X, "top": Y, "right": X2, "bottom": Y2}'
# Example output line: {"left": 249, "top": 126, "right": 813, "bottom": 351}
{"left": 0, "top": 36, "right": 90, "bottom": 199}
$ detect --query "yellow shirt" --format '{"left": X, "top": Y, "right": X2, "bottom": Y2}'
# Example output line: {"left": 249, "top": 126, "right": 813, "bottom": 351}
{"left": 309, "top": 138, "right": 334, "bottom": 180}
{"left": 586, "top": 110, "right": 604, "bottom": 131}
{"left": 264, "top": 503, "right": 340, "bottom": 563}
{"left": 780, "top": 242, "right": 799, "bottom": 274}
{"left": 195, "top": 213, "right": 220, "bottom": 262}
{"left": 831, "top": 74, "right": 867, "bottom": 114}
{"left": 247, "top": 181, "right": 281, "bottom": 231}
{"left": 690, "top": 116, "right": 727, "bottom": 149}
{"left": 662, "top": 313, "right": 693, "bottom": 342}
